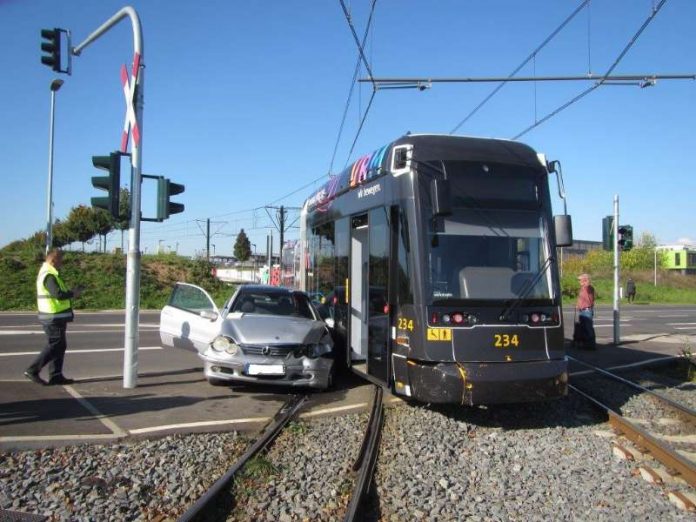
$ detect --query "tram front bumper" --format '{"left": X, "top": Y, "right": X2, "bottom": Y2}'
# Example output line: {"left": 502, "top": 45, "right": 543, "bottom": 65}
{"left": 396, "top": 358, "right": 568, "bottom": 405}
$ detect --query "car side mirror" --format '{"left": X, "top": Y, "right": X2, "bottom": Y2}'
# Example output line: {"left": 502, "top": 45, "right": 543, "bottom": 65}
{"left": 199, "top": 310, "right": 218, "bottom": 321}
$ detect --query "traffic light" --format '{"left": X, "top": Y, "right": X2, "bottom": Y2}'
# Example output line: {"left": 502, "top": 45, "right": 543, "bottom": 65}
{"left": 602, "top": 216, "right": 614, "bottom": 251}
{"left": 618, "top": 225, "right": 634, "bottom": 251}
{"left": 157, "top": 178, "right": 185, "bottom": 220}
{"left": 40, "top": 28, "right": 62, "bottom": 72}
{"left": 91, "top": 152, "right": 121, "bottom": 219}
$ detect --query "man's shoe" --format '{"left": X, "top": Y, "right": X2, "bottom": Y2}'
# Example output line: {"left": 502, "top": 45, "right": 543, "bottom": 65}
{"left": 24, "top": 370, "right": 47, "bottom": 385}
{"left": 47, "top": 375, "right": 75, "bottom": 385}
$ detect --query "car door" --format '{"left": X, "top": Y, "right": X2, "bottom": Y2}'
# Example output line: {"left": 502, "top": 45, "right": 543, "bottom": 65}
{"left": 160, "top": 283, "right": 222, "bottom": 353}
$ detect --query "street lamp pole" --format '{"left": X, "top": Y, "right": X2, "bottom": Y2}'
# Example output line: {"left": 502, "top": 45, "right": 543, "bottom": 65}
{"left": 45, "top": 79, "right": 64, "bottom": 255}
{"left": 252, "top": 243, "right": 257, "bottom": 282}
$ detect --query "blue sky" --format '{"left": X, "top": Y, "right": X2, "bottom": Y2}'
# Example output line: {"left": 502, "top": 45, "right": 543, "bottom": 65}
{"left": 2, "top": 0, "right": 694, "bottom": 257}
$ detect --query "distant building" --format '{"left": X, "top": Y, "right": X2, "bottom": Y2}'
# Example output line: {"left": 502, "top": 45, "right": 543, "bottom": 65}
{"left": 656, "top": 245, "right": 696, "bottom": 275}
{"left": 559, "top": 239, "right": 602, "bottom": 257}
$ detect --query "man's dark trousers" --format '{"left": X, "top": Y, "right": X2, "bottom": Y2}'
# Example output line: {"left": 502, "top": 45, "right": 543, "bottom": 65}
{"left": 27, "top": 321, "right": 68, "bottom": 380}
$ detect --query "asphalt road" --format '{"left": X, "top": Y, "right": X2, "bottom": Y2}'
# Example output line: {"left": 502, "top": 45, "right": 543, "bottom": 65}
{"left": 1, "top": 304, "right": 694, "bottom": 448}
{"left": 563, "top": 304, "right": 696, "bottom": 343}
{"left": 0, "top": 310, "right": 192, "bottom": 382}
{"left": 2, "top": 304, "right": 695, "bottom": 383}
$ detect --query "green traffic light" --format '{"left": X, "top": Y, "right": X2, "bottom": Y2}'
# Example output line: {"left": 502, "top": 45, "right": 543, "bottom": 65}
{"left": 40, "top": 28, "right": 62, "bottom": 72}
{"left": 156, "top": 177, "right": 185, "bottom": 221}
{"left": 91, "top": 152, "right": 121, "bottom": 218}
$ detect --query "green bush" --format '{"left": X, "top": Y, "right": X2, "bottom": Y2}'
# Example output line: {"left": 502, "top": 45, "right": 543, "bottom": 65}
{"left": 0, "top": 249, "right": 234, "bottom": 311}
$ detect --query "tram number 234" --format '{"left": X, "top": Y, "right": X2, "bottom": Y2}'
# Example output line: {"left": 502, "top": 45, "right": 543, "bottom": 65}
{"left": 494, "top": 334, "right": 520, "bottom": 348}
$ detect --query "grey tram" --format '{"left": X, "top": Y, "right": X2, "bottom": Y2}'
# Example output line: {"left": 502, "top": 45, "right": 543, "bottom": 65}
{"left": 291, "top": 134, "right": 573, "bottom": 405}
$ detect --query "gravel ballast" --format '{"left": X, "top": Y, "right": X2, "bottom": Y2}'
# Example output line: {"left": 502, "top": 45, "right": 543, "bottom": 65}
{"left": 2, "top": 389, "right": 694, "bottom": 520}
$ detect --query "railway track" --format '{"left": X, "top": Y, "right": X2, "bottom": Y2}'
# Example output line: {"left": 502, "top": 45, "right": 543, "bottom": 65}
{"left": 178, "top": 394, "right": 308, "bottom": 521}
{"left": 569, "top": 355, "right": 696, "bottom": 509}
{"left": 177, "top": 386, "right": 384, "bottom": 521}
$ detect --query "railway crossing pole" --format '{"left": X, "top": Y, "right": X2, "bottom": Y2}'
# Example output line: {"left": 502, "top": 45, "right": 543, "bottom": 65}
{"left": 73, "top": 6, "right": 144, "bottom": 388}
{"left": 613, "top": 195, "right": 621, "bottom": 345}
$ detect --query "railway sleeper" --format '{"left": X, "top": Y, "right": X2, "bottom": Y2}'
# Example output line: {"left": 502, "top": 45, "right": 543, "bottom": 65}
{"left": 668, "top": 490, "right": 696, "bottom": 512}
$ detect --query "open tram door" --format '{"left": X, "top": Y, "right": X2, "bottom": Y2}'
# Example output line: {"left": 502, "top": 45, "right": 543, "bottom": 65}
{"left": 348, "top": 209, "right": 390, "bottom": 385}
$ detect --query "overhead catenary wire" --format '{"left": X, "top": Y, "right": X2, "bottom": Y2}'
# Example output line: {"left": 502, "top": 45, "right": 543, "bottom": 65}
{"left": 512, "top": 0, "right": 670, "bottom": 140}
{"left": 449, "top": 0, "right": 591, "bottom": 135}
{"left": 338, "top": 0, "right": 380, "bottom": 168}
{"left": 329, "top": 0, "right": 378, "bottom": 175}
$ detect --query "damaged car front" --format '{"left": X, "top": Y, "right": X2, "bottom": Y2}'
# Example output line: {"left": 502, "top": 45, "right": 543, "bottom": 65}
{"left": 202, "top": 287, "right": 335, "bottom": 389}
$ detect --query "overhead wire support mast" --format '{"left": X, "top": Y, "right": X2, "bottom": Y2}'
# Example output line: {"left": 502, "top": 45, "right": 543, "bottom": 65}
{"left": 72, "top": 6, "right": 144, "bottom": 389}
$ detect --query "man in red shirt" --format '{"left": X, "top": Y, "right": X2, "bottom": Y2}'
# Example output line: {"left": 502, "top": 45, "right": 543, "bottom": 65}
{"left": 575, "top": 273, "right": 596, "bottom": 350}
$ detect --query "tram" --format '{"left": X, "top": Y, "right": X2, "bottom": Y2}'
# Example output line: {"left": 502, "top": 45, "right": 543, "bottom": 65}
{"left": 287, "top": 134, "right": 573, "bottom": 405}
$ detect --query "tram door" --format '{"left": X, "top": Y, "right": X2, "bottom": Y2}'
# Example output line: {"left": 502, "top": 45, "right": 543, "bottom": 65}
{"left": 349, "top": 215, "right": 368, "bottom": 362}
{"left": 349, "top": 210, "right": 390, "bottom": 382}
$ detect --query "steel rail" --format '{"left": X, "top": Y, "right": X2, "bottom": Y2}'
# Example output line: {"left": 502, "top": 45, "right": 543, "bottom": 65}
{"left": 569, "top": 384, "right": 696, "bottom": 489}
{"left": 178, "top": 394, "right": 307, "bottom": 522}
{"left": 344, "top": 385, "right": 384, "bottom": 522}
{"left": 568, "top": 355, "right": 696, "bottom": 422}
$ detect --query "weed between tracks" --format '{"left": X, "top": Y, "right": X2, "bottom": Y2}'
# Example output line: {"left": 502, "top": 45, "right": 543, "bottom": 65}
{"left": 226, "top": 417, "right": 358, "bottom": 521}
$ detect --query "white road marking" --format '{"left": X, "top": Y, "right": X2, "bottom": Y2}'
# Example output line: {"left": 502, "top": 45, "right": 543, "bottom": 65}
{"left": 666, "top": 322, "right": 696, "bottom": 326}
{"left": 0, "top": 434, "right": 118, "bottom": 443}
{"left": 0, "top": 346, "right": 163, "bottom": 357}
{"left": 63, "top": 385, "right": 127, "bottom": 437}
{"left": 299, "top": 397, "right": 403, "bottom": 419}
{"left": 0, "top": 327, "right": 159, "bottom": 335}
{"left": 129, "top": 417, "right": 271, "bottom": 435}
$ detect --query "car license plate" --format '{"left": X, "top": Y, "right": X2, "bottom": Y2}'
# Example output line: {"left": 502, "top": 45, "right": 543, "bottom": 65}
{"left": 246, "top": 364, "right": 285, "bottom": 376}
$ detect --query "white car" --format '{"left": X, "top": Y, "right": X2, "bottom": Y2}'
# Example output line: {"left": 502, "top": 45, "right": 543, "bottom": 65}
{"left": 160, "top": 283, "right": 335, "bottom": 389}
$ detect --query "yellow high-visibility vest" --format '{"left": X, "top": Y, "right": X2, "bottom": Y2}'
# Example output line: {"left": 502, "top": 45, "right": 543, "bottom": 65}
{"left": 36, "top": 262, "right": 72, "bottom": 320}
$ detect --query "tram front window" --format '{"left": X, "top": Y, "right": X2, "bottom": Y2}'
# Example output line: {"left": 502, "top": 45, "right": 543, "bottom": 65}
{"left": 427, "top": 208, "right": 553, "bottom": 304}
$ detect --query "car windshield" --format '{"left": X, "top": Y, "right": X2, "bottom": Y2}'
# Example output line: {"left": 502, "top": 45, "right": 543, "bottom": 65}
{"left": 232, "top": 291, "right": 315, "bottom": 319}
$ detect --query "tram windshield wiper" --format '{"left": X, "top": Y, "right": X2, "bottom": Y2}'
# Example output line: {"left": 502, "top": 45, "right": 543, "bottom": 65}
{"left": 498, "top": 255, "right": 555, "bottom": 321}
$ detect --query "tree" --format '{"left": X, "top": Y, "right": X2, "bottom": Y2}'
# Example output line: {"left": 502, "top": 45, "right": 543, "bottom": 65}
{"left": 52, "top": 218, "right": 74, "bottom": 248}
{"left": 93, "top": 208, "right": 113, "bottom": 252}
{"left": 65, "top": 205, "right": 97, "bottom": 250}
{"left": 234, "top": 229, "right": 252, "bottom": 261}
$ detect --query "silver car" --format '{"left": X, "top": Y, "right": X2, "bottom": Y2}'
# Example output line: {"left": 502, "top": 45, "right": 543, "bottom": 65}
{"left": 160, "top": 283, "right": 335, "bottom": 389}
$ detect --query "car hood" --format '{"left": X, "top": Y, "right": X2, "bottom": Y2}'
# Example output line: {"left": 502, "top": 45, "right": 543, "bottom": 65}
{"left": 220, "top": 314, "right": 328, "bottom": 345}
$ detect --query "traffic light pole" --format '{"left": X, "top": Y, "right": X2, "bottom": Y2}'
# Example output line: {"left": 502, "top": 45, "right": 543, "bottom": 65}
{"left": 73, "top": 6, "right": 144, "bottom": 388}
{"left": 613, "top": 194, "right": 621, "bottom": 345}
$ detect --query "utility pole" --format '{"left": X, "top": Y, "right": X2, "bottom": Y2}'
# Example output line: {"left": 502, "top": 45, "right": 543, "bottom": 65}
{"left": 264, "top": 205, "right": 300, "bottom": 260}
{"left": 73, "top": 6, "right": 144, "bottom": 389}
{"left": 613, "top": 194, "right": 620, "bottom": 345}
{"left": 278, "top": 205, "right": 286, "bottom": 260}
{"left": 206, "top": 218, "right": 210, "bottom": 261}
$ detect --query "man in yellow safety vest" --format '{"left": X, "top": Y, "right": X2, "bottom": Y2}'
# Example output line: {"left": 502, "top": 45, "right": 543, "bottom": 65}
{"left": 24, "top": 248, "right": 83, "bottom": 385}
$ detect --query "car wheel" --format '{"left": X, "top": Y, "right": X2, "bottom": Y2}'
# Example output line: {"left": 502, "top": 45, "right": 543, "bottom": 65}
{"left": 207, "top": 376, "right": 227, "bottom": 386}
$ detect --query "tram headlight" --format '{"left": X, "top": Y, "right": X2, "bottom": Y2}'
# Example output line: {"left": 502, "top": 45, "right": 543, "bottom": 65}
{"left": 211, "top": 336, "right": 239, "bottom": 355}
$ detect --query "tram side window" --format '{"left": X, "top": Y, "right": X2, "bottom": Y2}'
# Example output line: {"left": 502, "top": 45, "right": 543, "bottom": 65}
{"left": 397, "top": 209, "right": 413, "bottom": 305}
{"left": 310, "top": 222, "right": 335, "bottom": 302}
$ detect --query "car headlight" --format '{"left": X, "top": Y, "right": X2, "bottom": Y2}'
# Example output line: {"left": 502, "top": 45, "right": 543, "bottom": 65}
{"left": 211, "top": 336, "right": 239, "bottom": 355}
